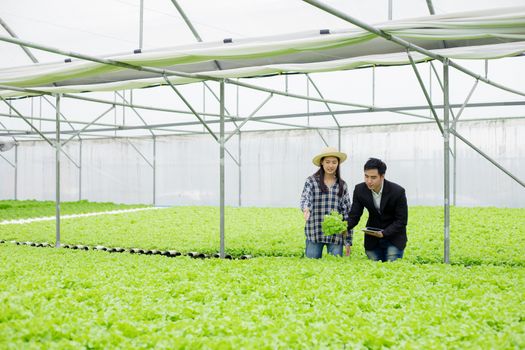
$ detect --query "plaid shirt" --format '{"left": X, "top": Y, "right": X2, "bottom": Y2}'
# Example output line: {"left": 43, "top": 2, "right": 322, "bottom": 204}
{"left": 300, "top": 175, "right": 353, "bottom": 245}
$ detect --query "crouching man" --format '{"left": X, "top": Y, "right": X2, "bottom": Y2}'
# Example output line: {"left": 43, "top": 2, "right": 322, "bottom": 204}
{"left": 347, "top": 158, "right": 408, "bottom": 262}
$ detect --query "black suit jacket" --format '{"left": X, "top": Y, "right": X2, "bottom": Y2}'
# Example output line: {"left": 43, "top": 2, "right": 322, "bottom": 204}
{"left": 347, "top": 179, "right": 408, "bottom": 250}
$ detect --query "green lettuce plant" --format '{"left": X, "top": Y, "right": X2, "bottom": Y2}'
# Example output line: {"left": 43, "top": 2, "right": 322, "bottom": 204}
{"left": 321, "top": 210, "right": 347, "bottom": 235}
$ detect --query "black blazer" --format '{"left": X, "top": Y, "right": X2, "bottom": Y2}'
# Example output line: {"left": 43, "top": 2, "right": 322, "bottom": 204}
{"left": 347, "top": 179, "right": 408, "bottom": 250}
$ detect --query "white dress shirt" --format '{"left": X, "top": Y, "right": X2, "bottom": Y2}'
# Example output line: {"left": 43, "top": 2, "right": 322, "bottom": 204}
{"left": 371, "top": 181, "right": 384, "bottom": 213}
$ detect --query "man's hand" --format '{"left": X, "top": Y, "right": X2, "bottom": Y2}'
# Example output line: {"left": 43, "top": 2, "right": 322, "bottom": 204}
{"left": 363, "top": 229, "right": 384, "bottom": 238}
{"left": 345, "top": 244, "right": 352, "bottom": 257}
{"left": 303, "top": 208, "right": 310, "bottom": 221}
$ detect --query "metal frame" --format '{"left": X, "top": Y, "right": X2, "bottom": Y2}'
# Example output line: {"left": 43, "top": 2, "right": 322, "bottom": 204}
{"left": 302, "top": 0, "right": 524, "bottom": 264}
{"left": 0, "top": 2, "right": 523, "bottom": 261}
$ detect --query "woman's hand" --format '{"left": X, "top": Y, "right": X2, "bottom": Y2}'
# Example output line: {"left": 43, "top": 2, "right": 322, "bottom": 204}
{"left": 303, "top": 208, "right": 310, "bottom": 221}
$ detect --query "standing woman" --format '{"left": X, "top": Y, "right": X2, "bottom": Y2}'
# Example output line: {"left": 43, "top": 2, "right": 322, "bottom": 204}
{"left": 300, "top": 147, "right": 352, "bottom": 258}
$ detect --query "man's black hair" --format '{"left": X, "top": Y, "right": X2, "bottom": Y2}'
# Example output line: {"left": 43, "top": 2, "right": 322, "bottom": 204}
{"left": 364, "top": 158, "right": 387, "bottom": 175}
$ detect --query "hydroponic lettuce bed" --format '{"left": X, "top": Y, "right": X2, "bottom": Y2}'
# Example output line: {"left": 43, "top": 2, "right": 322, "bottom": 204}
{"left": 1, "top": 202, "right": 524, "bottom": 348}
{"left": 0, "top": 243, "right": 523, "bottom": 349}
{"left": 0, "top": 200, "right": 149, "bottom": 221}
{"left": 1, "top": 204, "right": 524, "bottom": 265}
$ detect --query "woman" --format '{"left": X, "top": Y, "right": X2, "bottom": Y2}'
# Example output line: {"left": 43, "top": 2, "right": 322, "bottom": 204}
{"left": 300, "top": 146, "right": 352, "bottom": 258}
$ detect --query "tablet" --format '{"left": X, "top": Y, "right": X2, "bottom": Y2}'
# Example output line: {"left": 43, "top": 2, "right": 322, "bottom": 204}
{"left": 361, "top": 227, "right": 383, "bottom": 237}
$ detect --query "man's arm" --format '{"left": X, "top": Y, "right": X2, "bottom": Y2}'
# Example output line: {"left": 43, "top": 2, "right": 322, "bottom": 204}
{"left": 347, "top": 186, "right": 364, "bottom": 231}
{"left": 381, "top": 188, "right": 408, "bottom": 237}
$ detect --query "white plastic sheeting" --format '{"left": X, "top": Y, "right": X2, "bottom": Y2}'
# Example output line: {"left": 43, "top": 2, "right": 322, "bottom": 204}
{"left": 1, "top": 119, "right": 523, "bottom": 207}
{"left": 1, "top": 7, "right": 525, "bottom": 98}
{"left": 2, "top": 41, "right": 525, "bottom": 99}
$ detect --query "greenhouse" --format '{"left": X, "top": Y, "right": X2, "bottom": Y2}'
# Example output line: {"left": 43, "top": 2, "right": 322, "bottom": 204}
{"left": 0, "top": 0, "right": 524, "bottom": 348}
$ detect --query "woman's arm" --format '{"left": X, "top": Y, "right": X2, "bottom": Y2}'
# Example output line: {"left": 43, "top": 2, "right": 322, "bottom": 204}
{"left": 300, "top": 177, "right": 314, "bottom": 221}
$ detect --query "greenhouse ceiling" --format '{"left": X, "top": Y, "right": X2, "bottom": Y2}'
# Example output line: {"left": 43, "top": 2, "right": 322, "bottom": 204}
{"left": 0, "top": 0, "right": 524, "bottom": 139}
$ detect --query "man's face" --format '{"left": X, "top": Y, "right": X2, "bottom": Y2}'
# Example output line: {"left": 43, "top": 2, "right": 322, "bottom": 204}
{"left": 364, "top": 169, "right": 384, "bottom": 192}
{"left": 321, "top": 156, "right": 339, "bottom": 176}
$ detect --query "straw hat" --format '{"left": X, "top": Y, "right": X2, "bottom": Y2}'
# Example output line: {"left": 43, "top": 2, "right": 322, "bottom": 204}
{"left": 312, "top": 146, "right": 347, "bottom": 166}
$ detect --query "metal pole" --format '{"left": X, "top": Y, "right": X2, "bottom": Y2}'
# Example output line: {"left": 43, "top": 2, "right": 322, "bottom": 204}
{"left": 388, "top": 0, "right": 393, "bottom": 20}
{"left": 315, "top": 129, "right": 330, "bottom": 147}
{"left": 0, "top": 81, "right": 429, "bottom": 122}
{"left": 429, "top": 62, "right": 432, "bottom": 119}
{"left": 225, "top": 93, "right": 273, "bottom": 143}
{"left": 153, "top": 136, "right": 156, "bottom": 206}
{"left": 169, "top": 0, "right": 202, "bottom": 41}
{"left": 451, "top": 129, "right": 525, "bottom": 188}
{"left": 306, "top": 75, "right": 340, "bottom": 128}
{"left": 238, "top": 131, "right": 242, "bottom": 208}
{"left": 55, "top": 94, "right": 61, "bottom": 248}
{"left": 14, "top": 143, "right": 18, "bottom": 199}
{"left": 139, "top": 0, "right": 144, "bottom": 50}
{"left": 114, "top": 91, "right": 155, "bottom": 136}
{"left": 114, "top": 92, "right": 117, "bottom": 137}
{"left": 203, "top": 82, "right": 206, "bottom": 133}
{"left": 407, "top": 52, "right": 444, "bottom": 135}
{"left": 372, "top": 65, "right": 376, "bottom": 107}
{"left": 0, "top": 34, "right": 218, "bottom": 82}
{"left": 237, "top": 82, "right": 242, "bottom": 208}
{"left": 425, "top": 0, "right": 435, "bottom": 15}
{"left": 300, "top": 0, "right": 525, "bottom": 98}
{"left": 306, "top": 76, "right": 310, "bottom": 126}
{"left": 338, "top": 128, "right": 341, "bottom": 151}
{"left": 61, "top": 105, "right": 115, "bottom": 146}
{"left": 169, "top": 0, "right": 223, "bottom": 71}
{"left": 203, "top": 83, "right": 237, "bottom": 127}
{"left": 163, "top": 77, "right": 218, "bottom": 141}
{"left": 219, "top": 80, "right": 225, "bottom": 258}
{"left": 443, "top": 60, "right": 450, "bottom": 264}
{"left": 451, "top": 80, "right": 479, "bottom": 130}
{"left": 39, "top": 96, "right": 42, "bottom": 130}
{"left": 79, "top": 139, "right": 82, "bottom": 201}
{"left": 0, "top": 17, "right": 38, "bottom": 63}
{"left": 0, "top": 96, "right": 54, "bottom": 146}
{"left": 122, "top": 90, "right": 126, "bottom": 126}
{"left": 7, "top": 83, "right": 522, "bottom": 121}
{"left": 453, "top": 131, "right": 457, "bottom": 206}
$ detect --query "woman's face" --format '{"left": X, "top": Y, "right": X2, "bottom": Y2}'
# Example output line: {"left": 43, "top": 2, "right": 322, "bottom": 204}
{"left": 321, "top": 156, "right": 339, "bottom": 175}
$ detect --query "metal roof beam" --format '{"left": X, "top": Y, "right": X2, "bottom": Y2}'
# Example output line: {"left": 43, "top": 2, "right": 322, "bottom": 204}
{"left": 302, "top": 0, "right": 525, "bottom": 98}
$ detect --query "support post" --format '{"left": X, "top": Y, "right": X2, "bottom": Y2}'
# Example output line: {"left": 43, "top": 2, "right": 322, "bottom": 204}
{"left": 153, "top": 136, "right": 157, "bottom": 206}
{"left": 219, "top": 81, "right": 225, "bottom": 258}
{"left": 372, "top": 65, "right": 376, "bottom": 107}
{"left": 306, "top": 76, "right": 310, "bottom": 126}
{"left": 139, "top": 0, "right": 144, "bottom": 49}
{"left": 443, "top": 60, "right": 450, "bottom": 264}
{"left": 237, "top": 82, "right": 241, "bottom": 208}
{"left": 79, "top": 139, "right": 82, "bottom": 201}
{"left": 453, "top": 132, "right": 457, "bottom": 206}
{"left": 14, "top": 143, "right": 18, "bottom": 199}
{"left": 338, "top": 128, "right": 341, "bottom": 151}
{"left": 238, "top": 132, "right": 242, "bottom": 207}
{"left": 55, "top": 94, "right": 61, "bottom": 248}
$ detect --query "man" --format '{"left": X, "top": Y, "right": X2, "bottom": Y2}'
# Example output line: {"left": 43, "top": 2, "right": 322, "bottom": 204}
{"left": 347, "top": 158, "right": 408, "bottom": 261}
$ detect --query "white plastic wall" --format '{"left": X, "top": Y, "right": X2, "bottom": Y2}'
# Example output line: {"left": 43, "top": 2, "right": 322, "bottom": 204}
{"left": 0, "top": 119, "right": 524, "bottom": 207}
